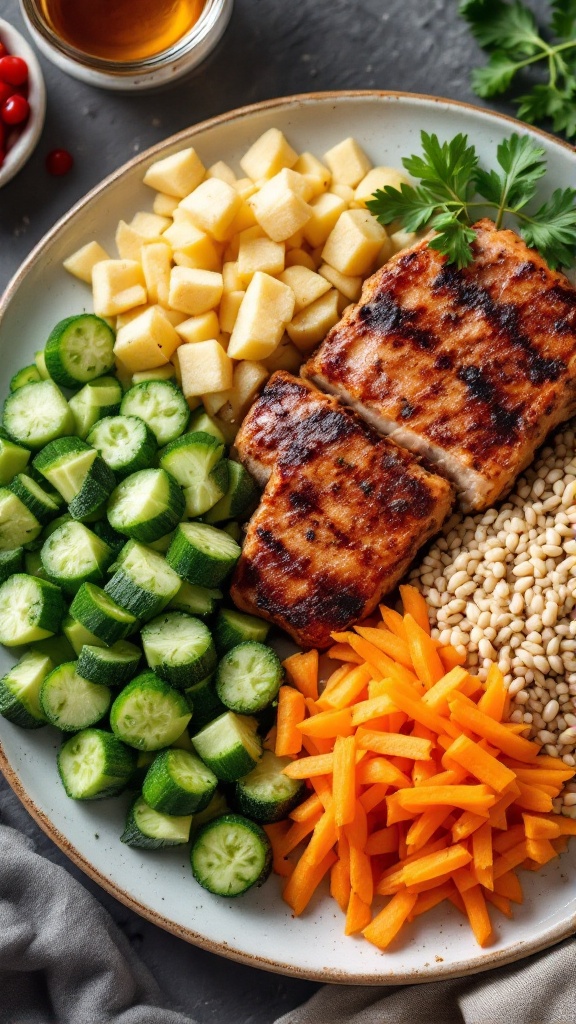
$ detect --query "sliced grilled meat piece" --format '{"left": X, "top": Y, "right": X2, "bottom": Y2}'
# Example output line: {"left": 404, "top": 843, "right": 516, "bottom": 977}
{"left": 303, "top": 219, "right": 576, "bottom": 511}
{"left": 231, "top": 372, "right": 453, "bottom": 649}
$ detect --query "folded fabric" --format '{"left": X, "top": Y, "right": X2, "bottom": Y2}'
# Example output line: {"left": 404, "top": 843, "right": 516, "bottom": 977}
{"left": 0, "top": 823, "right": 195, "bottom": 1024}
{"left": 276, "top": 937, "right": 576, "bottom": 1024}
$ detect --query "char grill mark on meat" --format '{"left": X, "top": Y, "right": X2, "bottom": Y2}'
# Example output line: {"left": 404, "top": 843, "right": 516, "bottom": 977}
{"left": 231, "top": 373, "right": 453, "bottom": 649}
{"left": 303, "top": 219, "right": 576, "bottom": 510}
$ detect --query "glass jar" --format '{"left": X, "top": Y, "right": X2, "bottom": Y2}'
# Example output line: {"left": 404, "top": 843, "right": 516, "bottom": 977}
{"left": 19, "top": 0, "right": 233, "bottom": 91}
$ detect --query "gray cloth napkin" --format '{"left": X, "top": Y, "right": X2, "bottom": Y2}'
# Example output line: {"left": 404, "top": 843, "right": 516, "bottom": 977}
{"left": 1, "top": 817, "right": 575, "bottom": 1024}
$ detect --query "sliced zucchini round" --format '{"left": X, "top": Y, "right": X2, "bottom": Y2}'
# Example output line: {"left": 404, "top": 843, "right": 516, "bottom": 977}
{"left": 0, "top": 489, "right": 42, "bottom": 551}
{"left": 141, "top": 611, "right": 217, "bottom": 689}
{"left": 3, "top": 380, "right": 74, "bottom": 450}
{"left": 166, "top": 522, "right": 241, "bottom": 588}
{"left": 9, "top": 473, "right": 62, "bottom": 525}
{"left": 142, "top": 748, "right": 218, "bottom": 816}
{"left": 215, "top": 642, "right": 283, "bottom": 714}
{"left": 203, "top": 461, "right": 259, "bottom": 524}
{"left": 40, "top": 661, "right": 112, "bottom": 732}
{"left": 41, "top": 520, "right": 114, "bottom": 594}
{"left": 234, "top": 749, "right": 305, "bottom": 823}
{"left": 0, "top": 436, "right": 31, "bottom": 485}
{"left": 57, "top": 728, "right": 136, "bottom": 800}
{"left": 159, "top": 431, "right": 228, "bottom": 518}
{"left": 0, "top": 574, "right": 65, "bottom": 646}
{"left": 214, "top": 608, "right": 270, "bottom": 654}
{"left": 69, "top": 582, "right": 138, "bottom": 645}
{"left": 184, "top": 673, "right": 226, "bottom": 731}
{"left": 168, "top": 581, "right": 222, "bottom": 619}
{"left": 0, "top": 651, "right": 52, "bottom": 729}
{"left": 69, "top": 375, "right": 123, "bottom": 439}
{"left": 120, "top": 380, "right": 190, "bottom": 446}
{"left": 110, "top": 670, "right": 191, "bottom": 750}
{"left": 62, "top": 613, "right": 105, "bottom": 656}
{"left": 87, "top": 415, "right": 157, "bottom": 479}
{"left": 121, "top": 795, "right": 192, "bottom": 849}
{"left": 10, "top": 364, "right": 42, "bottom": 391}
{"left": 190, "top": 813, "right": 272, "bottom": 896}
{"left": 107, "top": 468, "right": 185, "bottom": 544}
{"left": 77, "top": 640, "right": 141, "bottom": 688}
{"left": 44, "top": 314, "right": 115, "bottom": 388}
{"left": 104, "top": 540, "right": 181, "bottom": 620}
{"left": 192, "top": 711, "right": 262, "bottom": 782}
{"left": 0, "top": 546, "right": 24, "bottom": 585}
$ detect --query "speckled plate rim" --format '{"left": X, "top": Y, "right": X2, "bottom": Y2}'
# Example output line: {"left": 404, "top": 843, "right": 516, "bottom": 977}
{"left": 1, "top": 90, "right": 576, "bottom": 985}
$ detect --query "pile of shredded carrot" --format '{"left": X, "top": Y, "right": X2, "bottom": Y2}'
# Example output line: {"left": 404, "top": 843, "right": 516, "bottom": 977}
{"left": 265, "top": 585, "right": 576, "bottom": 952}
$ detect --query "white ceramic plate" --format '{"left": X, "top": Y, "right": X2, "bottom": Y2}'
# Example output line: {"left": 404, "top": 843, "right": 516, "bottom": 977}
{"left": 1, "top": 92, "right": 575, "bottom": 984}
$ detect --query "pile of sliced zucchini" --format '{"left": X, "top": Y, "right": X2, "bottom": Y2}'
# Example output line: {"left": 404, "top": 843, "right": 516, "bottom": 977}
{"left": 0, "top": 314, "right": 297, "bottom": 898}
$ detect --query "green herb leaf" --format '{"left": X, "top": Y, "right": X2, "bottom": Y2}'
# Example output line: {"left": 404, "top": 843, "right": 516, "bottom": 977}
{"left": 365, "top": 185, "right": 438, "bottom": 232}
{"left": 460, "top": 0, "right": 576, "bottom": 139}
{"left": 471, "top": 52, "right": 522, "bottom": 97}
{"left": 519, "top": 187, "right": 576, "bottom": 268}
{"left": 367, "top": 129, "right": 576, "bottom": 271}
{"left": 427, "top": 214, "right": 478, "bottom": 269}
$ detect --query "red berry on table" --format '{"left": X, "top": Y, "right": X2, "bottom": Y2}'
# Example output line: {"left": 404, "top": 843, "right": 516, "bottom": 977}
{"left": 1, "top": 94, "right": 29, "bottom": 126}
{"left": 0, "top": 55, "right": 28, "bottom": 87}
{"left": 46, "top": 148, "right": 74, "bottom": 176}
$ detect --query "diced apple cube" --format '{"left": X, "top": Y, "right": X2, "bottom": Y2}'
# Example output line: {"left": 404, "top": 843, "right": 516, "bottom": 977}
{"left": 178, "top": 339, "right": 233, "bottom": 397}
{"left": 228, "top": 272, "right": 295, "bottom": 360}
{"left": 238, "top": 235, "right": 285, "bottom": 282}
{"left": 155, "top": 306, "right": 188, "bottom": 327}
{"left": 234, "top": 177, "right": 258, "bottom": 200}
{"left": 330, "top": 183, "right": 354, "bottom": 203}
{"left": 353, "top": 166, "right": 410, "bottom": 207}
{"left": 115, "top": 221, "right": 147, "bottom": 262}
{"left": 130, "top": 211, "right": 170, "bottom": 237}
{"left": 206, "top": 160, "right": 237, "bottom": 186}
{"left": 115, "top": 306, "right": 149, "bottom": 329}
{"left": 163, "top": 214, "right": 222, "bottom": 270}
{"left": 285, "top": 229, "right": 304, "bottom": 250}
{"left": 143, "top": 147, "right": 205, "bottom": 198}
{"left": 391, "top": 229, "right": 419, "bottom": 252}
{"left": 318, "top": 263, "right": 362, "bottom": 301}
{"left": 175, "top": 310, "right": 220, "bottom": 344}
{"left": 141, "top": 243, "right": 172, "bottom": 306}
{"left": 219, "top": 290, "right": 245, "bottom": 333}
{"left": 249, "top": 179, "right": 312, "bottom": 243}
{"left": 278, "top": 265, "right": 331, "bottom": 312}
{"left": 221, "top": 200, "right": 258, "bottom": 239}
{"left": 202, "top": 390, "right": 228, "bottom": 416}
{"left": 376, "top": 234, "right": 396, "bottom": 267}
{"left": 321, "top": 209, "right": 386, "bottom": 276}
{"left": 261, "top": 336, "right": 303, "bottom": 373}
{"left": 218, "top": 360, "right": 270, "bottom": 424}
{"left": 222, "top": 261, "right": 244, "bottom": 292}
{"left": 179, "top": 178, "right": 241, "bottom": 241}
{"left": 266, "top": 168, "right": 314, "bottom": 202}
{"left": 153, "top": 192, "right": 180, "bottom": 216}
{"left": 63, "top": 241, "right": 110, "bottom": 284}
{"left": 323, "top": 137, "right": 372, "bottom": 187}
{"left": 240, "top": 128, "right": 298, "bottom": 182}
{"left": 302, "top": 192, "right": 347, "bottom": 248}
{"left": 114, "top": 306, "right": 180, "bottom": 371}
{"left": 293, "top": 152, "right": 331, "bottom": 196}
{"left": 132, "top": 364, "right": 176, "bottom": 384}
{"left": 285, "top": 248, "right": 317, "bottom": 271}
{"left": 93, "top": 260, "right": 147, "bottom": 317}
{"left": 286, "top": 289, "right": 340, "bottom": 352}
{"left": 168, "top": 267, "right": 223, "bottom": 316}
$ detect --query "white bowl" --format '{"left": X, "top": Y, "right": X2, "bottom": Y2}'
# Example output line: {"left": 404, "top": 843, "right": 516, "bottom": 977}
{"left": 0, "top": 18, "right": 46, "bottom": 188}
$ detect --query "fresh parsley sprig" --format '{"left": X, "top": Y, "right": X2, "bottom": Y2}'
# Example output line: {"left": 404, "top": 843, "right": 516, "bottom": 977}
{"left": 365, "top": 131, "right": 576, "bottom": 269}
{"left": 460, "top": 0, "right": 576, "bottom": 138}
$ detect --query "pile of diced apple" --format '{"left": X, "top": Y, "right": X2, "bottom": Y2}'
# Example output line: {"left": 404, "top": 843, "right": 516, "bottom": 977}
{"left": 63, "top": 129, "right": 413, "bottom": 431}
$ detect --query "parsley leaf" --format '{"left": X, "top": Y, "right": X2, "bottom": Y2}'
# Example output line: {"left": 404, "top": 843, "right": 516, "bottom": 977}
{"left": 460, "top": 0, "right": 576, "bottom": 139}
{"left": 367, "top": 130, "right": 576, "bottom": 270}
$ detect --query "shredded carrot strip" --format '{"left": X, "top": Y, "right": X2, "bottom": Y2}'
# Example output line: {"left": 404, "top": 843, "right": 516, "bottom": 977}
{"left": 270, "top": 592, "right": 576, "bottom": 953}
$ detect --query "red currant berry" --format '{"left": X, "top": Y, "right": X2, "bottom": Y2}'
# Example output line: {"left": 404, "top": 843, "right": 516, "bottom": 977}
{"left": 0, "top": 81, "right": 13, "bottom": 105}
{"left": 1, "top": 94, "right": 29, "bottom": 126}
{"left": 0, "top": 55, "right": 28, "bottom": 87}
{"left": 0, "top": 43, "right": 8, "bottom": 58}
{"left": 46, "top": 148, "right": 74, "bottom": 176}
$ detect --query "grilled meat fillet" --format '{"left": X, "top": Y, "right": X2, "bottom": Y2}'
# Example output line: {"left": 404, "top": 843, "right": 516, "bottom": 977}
{"left": 231, "top": 372, "right": 453, "bottom": 648}
{"left": 303, "top": 219, "right": 576, "bottom": 511}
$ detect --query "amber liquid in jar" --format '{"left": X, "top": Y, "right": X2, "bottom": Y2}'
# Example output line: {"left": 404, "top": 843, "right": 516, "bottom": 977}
{"left": 39, "top": 0, "right": 206, "bottom": 61}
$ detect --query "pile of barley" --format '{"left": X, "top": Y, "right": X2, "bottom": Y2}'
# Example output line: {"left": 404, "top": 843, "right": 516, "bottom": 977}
{"left": 409, "top": 421, "right": 576, "bottom": 817}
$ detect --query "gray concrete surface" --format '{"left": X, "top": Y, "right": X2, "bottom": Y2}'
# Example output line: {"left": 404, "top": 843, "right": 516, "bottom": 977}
{"left": 0, "top": 0, "right": 524, "bottom": 1019}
